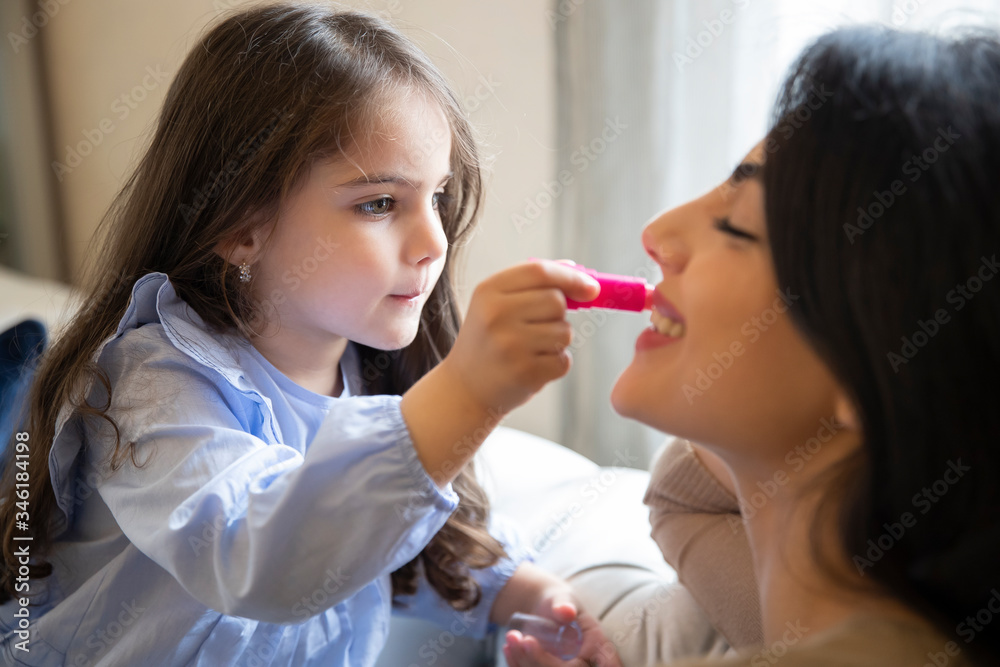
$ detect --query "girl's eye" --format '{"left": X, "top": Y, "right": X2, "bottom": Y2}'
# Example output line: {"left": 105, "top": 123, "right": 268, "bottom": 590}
{"left": 432, "top": 191, "right": 453, "bottom": 212}
{"left": 357, "top": 197, "right": 395, "bottom": 218}
{"left": 713, "top": 217, "right": 758, "bottom": 242}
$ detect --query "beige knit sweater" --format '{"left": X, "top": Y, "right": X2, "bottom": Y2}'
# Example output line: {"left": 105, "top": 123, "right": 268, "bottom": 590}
{"left": 643, "top": 437, "right": 975, "bottom": 667}
{"left": 643, "top": 437, "right": 763, "bottom": 649}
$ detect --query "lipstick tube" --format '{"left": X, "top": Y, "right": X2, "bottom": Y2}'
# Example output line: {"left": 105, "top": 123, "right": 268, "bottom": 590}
{"left": 564, "top": 265, "right": 654, "bottom": 312}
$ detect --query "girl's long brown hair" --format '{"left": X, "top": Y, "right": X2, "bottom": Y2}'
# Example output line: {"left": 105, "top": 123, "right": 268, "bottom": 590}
{"left": 0, "top": 3, "right": 506, "bottom": 611}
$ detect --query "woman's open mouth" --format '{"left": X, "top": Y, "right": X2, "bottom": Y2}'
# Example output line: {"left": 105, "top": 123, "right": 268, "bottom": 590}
{"left": 636, "top": 290, "right": 686, "bottom": 351}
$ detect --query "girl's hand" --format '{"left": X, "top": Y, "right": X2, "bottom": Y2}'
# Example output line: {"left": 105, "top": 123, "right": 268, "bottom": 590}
{"left": 502, "top": 591, "right": 622, "bottom": 667}
{"left": 401, "top": 260, "right": 598, "bottom": 486}
{"left": 444, "top": 260, "right": 600, "bottom": 414}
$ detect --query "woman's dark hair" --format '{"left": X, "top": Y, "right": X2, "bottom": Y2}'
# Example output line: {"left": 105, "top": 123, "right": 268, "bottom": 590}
{"left": 763, "top": 26, "right": 1000, "bottom": 663}
{"left": 0, "top": 4, "right": 505, "bottom": 611}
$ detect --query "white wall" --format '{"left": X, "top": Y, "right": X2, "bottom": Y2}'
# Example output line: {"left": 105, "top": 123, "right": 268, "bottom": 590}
{"left": 41, "top": 0, "right": 563, "bottom": 440}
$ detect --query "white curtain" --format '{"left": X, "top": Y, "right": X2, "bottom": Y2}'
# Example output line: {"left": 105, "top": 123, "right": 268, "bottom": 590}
{"left": 555, "top": 0, "right": 1000, "bottom": 467}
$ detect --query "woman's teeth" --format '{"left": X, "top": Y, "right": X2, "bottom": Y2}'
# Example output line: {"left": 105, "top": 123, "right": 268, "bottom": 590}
{"left": 650, "top": 310, "right": 685, "bottom": 338}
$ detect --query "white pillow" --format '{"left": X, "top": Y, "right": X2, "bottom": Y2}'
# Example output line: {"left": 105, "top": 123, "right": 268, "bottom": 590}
{"left": 477, "top": 428, "right": 726, "bottom": 666}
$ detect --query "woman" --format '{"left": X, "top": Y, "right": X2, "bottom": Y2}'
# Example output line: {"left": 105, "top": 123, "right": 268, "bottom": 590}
{"left": 506, "top": 25, "right": 1000, "bottom": 667}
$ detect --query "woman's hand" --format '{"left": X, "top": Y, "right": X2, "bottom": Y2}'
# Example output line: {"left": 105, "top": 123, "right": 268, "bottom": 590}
{"left": 502, "top": 589, "right": 622, "bottom": 667}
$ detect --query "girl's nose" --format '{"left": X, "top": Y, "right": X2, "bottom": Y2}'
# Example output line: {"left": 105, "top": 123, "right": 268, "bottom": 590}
{"left": 642, "top": 212, "right": 689, "bottom": 275}
{"left": 408, "top": 201, "right": 448, "bottom": 266}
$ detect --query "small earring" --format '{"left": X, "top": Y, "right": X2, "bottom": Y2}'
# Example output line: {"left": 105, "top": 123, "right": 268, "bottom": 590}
{"left": 238, "top": 262, "right": 252, "bottom": 283}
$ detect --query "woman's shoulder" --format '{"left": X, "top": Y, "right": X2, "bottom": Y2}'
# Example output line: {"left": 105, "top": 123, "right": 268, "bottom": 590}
{"left": 664, "top": 614, "right": 975, "bottom": 667}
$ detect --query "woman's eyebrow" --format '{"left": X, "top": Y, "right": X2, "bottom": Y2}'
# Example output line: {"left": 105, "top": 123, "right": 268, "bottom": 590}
{"left": 730, "top": 161, "right": 764, "bottom": 184}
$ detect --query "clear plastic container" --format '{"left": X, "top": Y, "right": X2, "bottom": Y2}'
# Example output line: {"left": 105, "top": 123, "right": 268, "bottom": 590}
{"left": 507, "top": 612, "right": 583, "bottom": 660}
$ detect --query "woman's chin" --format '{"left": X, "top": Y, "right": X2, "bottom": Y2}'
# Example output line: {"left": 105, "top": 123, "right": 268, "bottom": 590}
{"left": 610, "top": 372, "right": 655, "bottom": 424}
{"left": 611, "top": 370, "right": 688, "bottom": 434}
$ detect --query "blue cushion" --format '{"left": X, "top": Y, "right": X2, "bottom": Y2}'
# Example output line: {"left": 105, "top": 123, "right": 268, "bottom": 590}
{"left": 0, "top": 319, "right": 47, "bottom": 455}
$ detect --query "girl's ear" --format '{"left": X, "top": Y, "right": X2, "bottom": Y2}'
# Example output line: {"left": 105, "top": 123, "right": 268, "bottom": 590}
{"left": 213, "top": 224, "right": 269, "bottom": 268}
{"left": 833, "top": 390, "right": 860, "bottom": 432}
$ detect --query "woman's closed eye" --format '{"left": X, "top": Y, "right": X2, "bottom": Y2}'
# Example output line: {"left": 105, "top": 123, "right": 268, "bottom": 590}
{"left": 713, "top": 217, "right": 758, "bottom": 242}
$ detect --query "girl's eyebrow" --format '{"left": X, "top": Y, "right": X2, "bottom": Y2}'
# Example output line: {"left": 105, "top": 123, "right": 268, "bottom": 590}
{"left": 337, "top": 173, "right": 407, "bottom": 188}
{"left": 335, "top": 171, "right": 454, "bottom": 189}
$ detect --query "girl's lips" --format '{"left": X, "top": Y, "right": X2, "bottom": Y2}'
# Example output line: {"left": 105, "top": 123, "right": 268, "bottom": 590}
{"left": 389, "top": 293, "right": 423, "bottom": 305}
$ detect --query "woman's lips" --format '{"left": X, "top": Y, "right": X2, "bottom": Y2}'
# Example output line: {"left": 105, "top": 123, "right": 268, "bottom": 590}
{"left": 636, "top": 290, "right": 685, "bottom": 351}
{"left": 651, "top": 289, "right": 684, "bottom": 324}
{"left": 635, "top": 326, "right": 683, "bottom": 351}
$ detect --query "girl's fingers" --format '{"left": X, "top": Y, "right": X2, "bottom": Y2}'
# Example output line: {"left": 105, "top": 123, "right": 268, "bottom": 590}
{"left": 482, "top": 260, "right": 601, "bottom": 302}
{"left": 523, "top": 321, "right": 574, "bottom": 355}
{"left": 519, "top": 635, "right": 570, "bottom": 667}
{"left": 499, "top": 289, "right": 572, "bottom": 324}
{"left": 524, "top": 349, "right": 573, "bottom": 383}
{"left": 503, "top": 641, "right": 519, "bottom": 667}
{"left": 549, "top": 600, "right": 578, "bottom": 625}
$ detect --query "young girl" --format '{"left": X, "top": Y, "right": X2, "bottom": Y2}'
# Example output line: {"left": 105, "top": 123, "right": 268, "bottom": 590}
{"left": 0, "top": 5, "right": 621, "bottom": 666}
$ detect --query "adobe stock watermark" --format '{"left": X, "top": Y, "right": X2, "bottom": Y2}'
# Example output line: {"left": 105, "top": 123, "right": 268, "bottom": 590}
{"left": 531, "top": 449, "right": 640, "bottom": 554}
{"left": 727, "top": 416, "right": 843, "bottom": 533}
{"left": 919, "top": 588, "right": 1000, "bottom": 667}
{"left": 682, "top": 287, "right": 800, "bottom": 404}
{"left": 245, "top": 234, "right": 343, "bottom": 333}
{"left": 672, "top": 0, "right": 752, "bottom": 73}
{"left": 461, "top": 73, "right": 501, "bottom": 115}
{"left": 853, "top": 458, "right": 970, "bottom": 575}
{"left": 749, "top": 620, "right": 810, "bottom": 666}
{"left": 71, "top": 599, "right": 146, "bottom": 667}
{"left": 7, "top": 0, "right": 72, "bottom": 54}
{"left": 393, "top": 407, "right": 507, "bottom": 522}
{"left": 887, "top": 254, "right": 998, "bottom": 373}
{"left": 891, "top": 0, "right": 931, "bottom": 27}
{"left": 512, "top": 116, "right": 628, "bottom": 233}
{"left": 583, "top": 583, "right": 682, "bottom": 664}
{"left": 564, "top": 260, "right": 660, "bottom": 354}
{"left": 235, "top": 624, "right": 285, "bottom": 667}
{"left": 290, "top": 567, "right": 351, "bottom": 620}
{"left": 545, "top": 0, "right": 584, "bottom": 28}
{"left": 609, "top": 582, "right": 680, "bottom": 647}
{"left": 843, "top": 126, "right": 961, "bottom": 244}
{"left": 51, "top": 65, "right": 171, "bottom": 182}
{"left": 179, "top": 107, "right": 292, "bottom": 226}
{"left": 717, "top": 83, "right": 834, "bottom": 202}
{"left": 404, "top": 608, "right": 478, "bottom": 666}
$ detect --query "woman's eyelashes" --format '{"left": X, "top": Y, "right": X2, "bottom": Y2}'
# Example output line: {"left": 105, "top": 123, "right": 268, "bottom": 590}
{"left": 713, "top": 217, "right": 758, "bottom": 242}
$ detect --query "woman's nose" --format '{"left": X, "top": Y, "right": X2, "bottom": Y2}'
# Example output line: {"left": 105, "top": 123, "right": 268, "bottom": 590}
{"left": 642, "top": 212, "right": 689, "bottom": 275}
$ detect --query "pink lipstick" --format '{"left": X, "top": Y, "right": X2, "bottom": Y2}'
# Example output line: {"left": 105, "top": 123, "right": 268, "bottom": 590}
{"left": 563, "top": 265, "right": 654, "bottom": 312}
